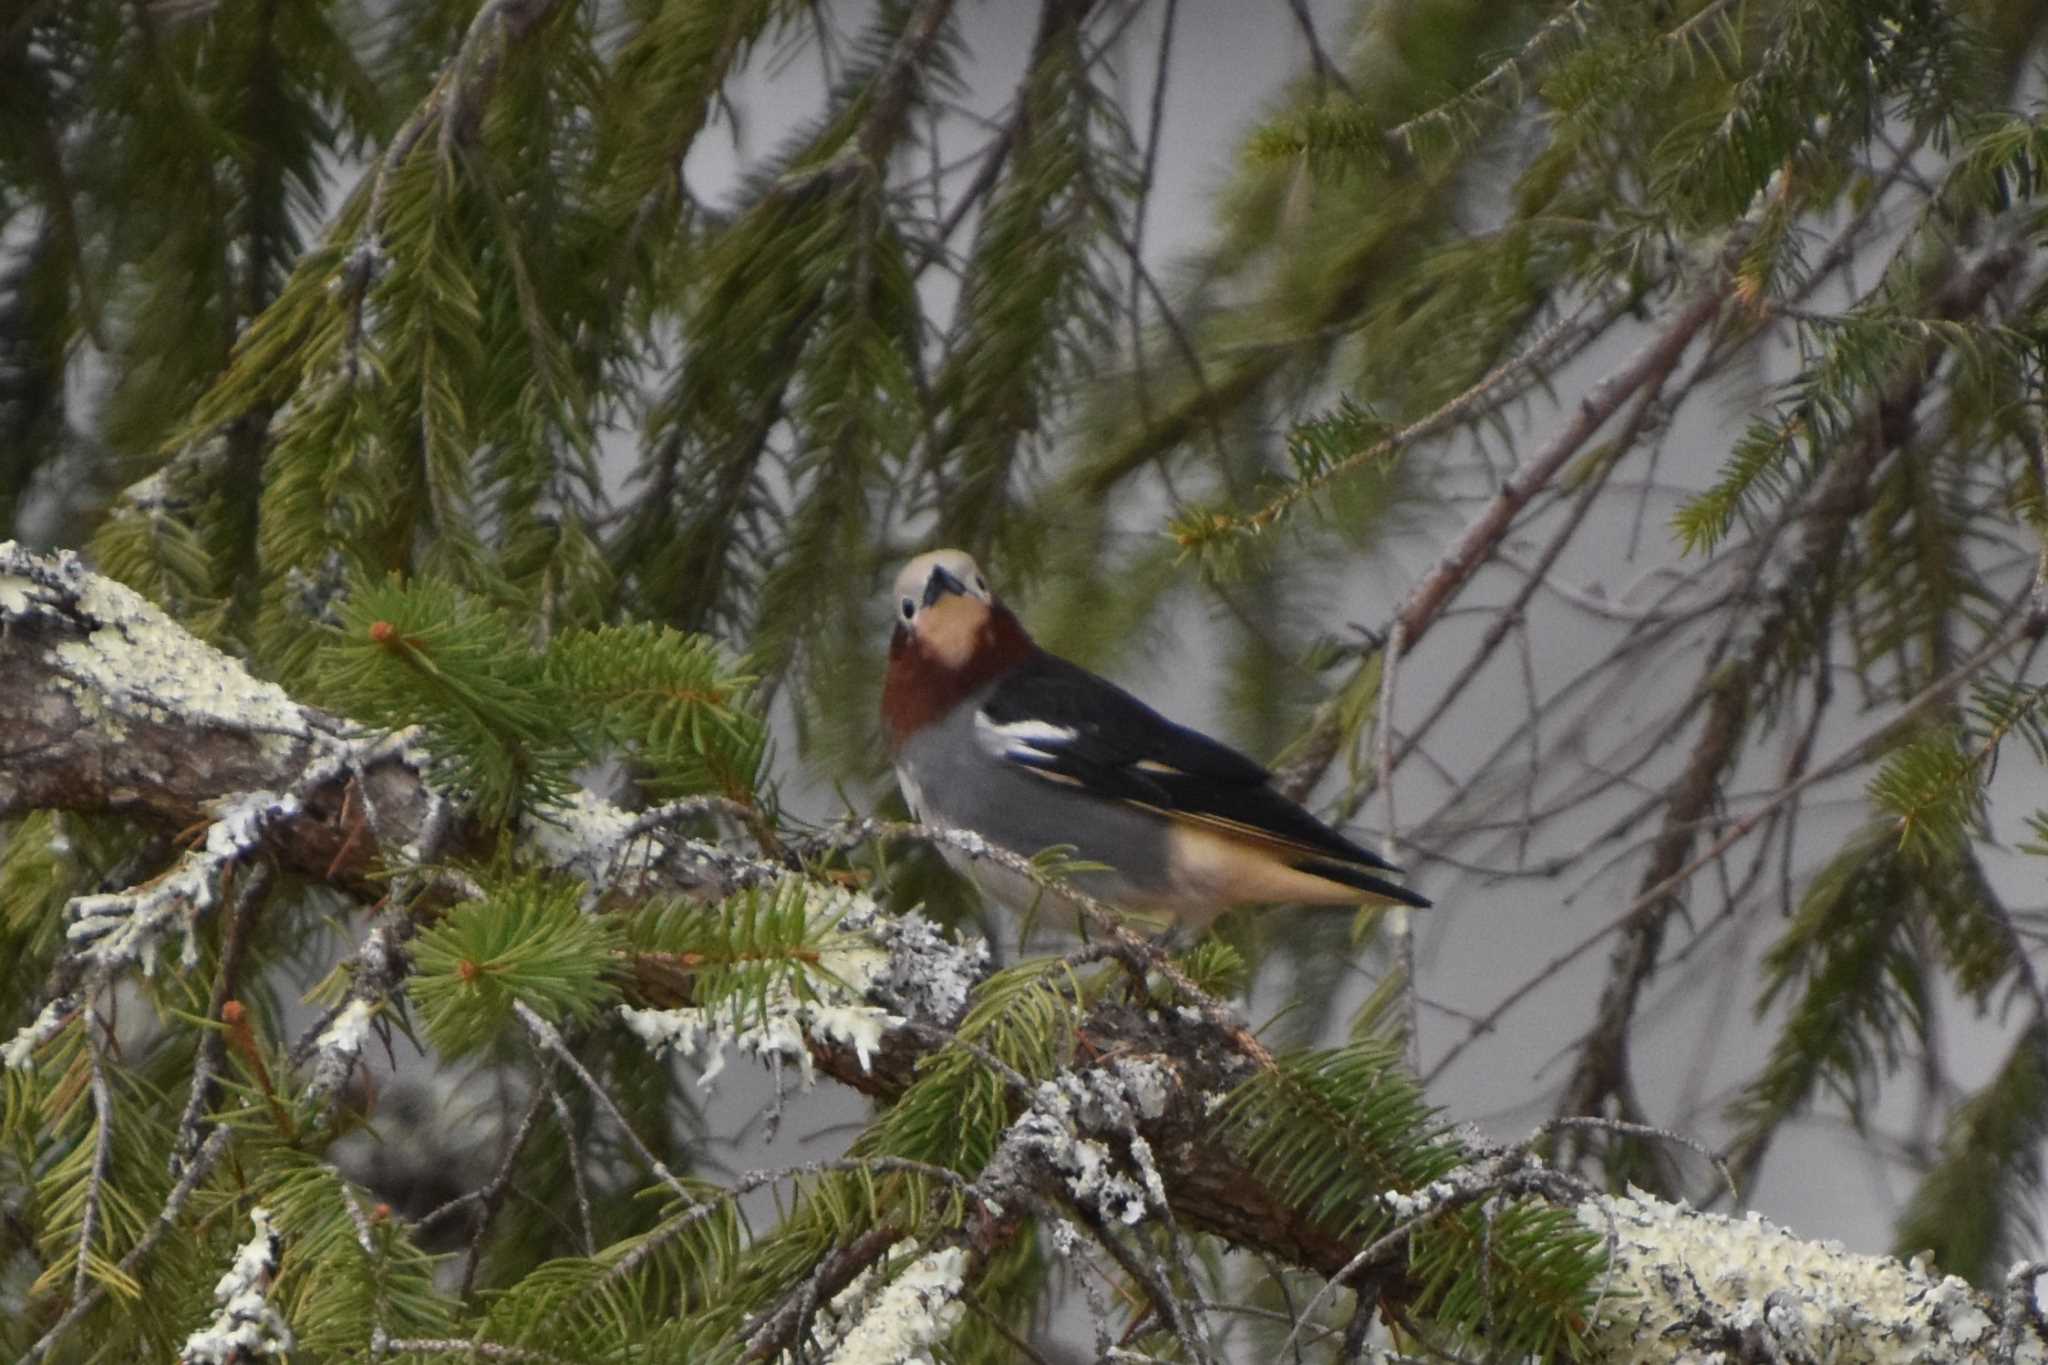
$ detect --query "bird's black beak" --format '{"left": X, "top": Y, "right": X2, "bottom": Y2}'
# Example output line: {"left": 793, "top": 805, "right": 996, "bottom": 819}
{"left": 922, "top": 565, "right": 969, "bottom": 608}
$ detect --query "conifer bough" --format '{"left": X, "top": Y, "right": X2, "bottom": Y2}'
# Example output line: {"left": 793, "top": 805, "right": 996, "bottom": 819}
{"left": 3, "top": 542, "right": 2042, "bottom": 1362}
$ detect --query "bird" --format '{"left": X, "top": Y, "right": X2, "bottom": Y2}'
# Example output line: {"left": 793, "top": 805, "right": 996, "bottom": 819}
{"left": 880, "top": 548, "right": 1429, "bottom": 932}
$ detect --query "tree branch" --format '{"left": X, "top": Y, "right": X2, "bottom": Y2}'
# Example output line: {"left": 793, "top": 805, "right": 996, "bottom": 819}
{"left": 3, "top": 542, "right": 2039, "bottom": 1363}
{"left": 0, "top": 542, "right": 767, "bottom": 905}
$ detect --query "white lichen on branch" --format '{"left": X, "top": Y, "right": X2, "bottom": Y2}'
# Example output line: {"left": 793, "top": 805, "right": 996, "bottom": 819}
{"left": 796, "top": 1243, "right": 966, "bottom": 1365}
{"left": 0, "top": 997, "right": 75, "bottom": 1072}
{"left": 617, "top": 881, "right": 922, "bottom": 1087}
{"left": 522, "top": 787, "right": 780, "bottom": 902}
{"left": 313, "top": 999, "right": 377, "bottom": 1071}
{"left": 996, "top": 1058, "right": 1175, "bottom": 1228}
{"left": 1581, "top": 1189, "right": 2046, "bottom": 1364}
{"left": 177, "top": 1206, "right": 293, "bottom": 1363}
{"left": 65, "top": 789, "right": 299, "bottom": 975}
{"left": 0, "top": 542, "right": 307, "bottom": 746}
{"left": 856, "top": 901, "right": 988, "bottom": 1024}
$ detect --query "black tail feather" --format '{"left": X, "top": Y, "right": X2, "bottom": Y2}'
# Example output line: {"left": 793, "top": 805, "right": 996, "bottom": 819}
{"left": 1290, "top": 856, "right": 1432, "bottom": 909}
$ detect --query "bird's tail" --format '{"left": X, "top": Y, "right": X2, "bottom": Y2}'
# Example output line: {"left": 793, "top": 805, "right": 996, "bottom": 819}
{"left": 1289, "top": 856, "right": 1432, "bottom": 909}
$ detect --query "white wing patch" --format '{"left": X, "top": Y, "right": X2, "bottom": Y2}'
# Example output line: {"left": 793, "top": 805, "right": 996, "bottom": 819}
{"left": 894, "top": 764, "right": 928, "bottom": 820}
{"left": 973, "top": 712, "right": 1078, "bottom": 766}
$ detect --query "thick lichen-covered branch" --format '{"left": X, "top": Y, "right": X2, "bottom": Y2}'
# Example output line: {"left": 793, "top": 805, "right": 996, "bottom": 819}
{"left": 0, "top": 542, "right": 764, "bottom": 905}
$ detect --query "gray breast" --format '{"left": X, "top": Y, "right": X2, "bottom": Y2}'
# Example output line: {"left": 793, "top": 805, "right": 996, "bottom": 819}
{"left": 894, "top": 699, "right": 1174, "bottom": 913}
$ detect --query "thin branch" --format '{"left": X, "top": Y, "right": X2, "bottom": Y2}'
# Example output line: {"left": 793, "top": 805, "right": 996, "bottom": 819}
{"left": 1555, "top": 237, "right": 2033, "bottom": 1143}
{"left": 457, "top": 1076, "right": 555, "bottom": 1300}
{"left": 1377, "top": 617, "right": 1417, "bottom": 1067}
{"left": 1183, "top": 279, "right": 1655, "bottom": 543}
{"left": 1536, "top": 1116, "right": 1738, "bottom": 1203}
{"left": 512, "top": 1000, "right": 700, "bottom": 1212}
{"left": 171, "top": 859, "right": 273, "bottom": 1178}
{"left": 1392, "top": 279, "right": 1726, "bottom": 651}
{"left": 740, "top": 1225, "right": 907, "bottom": 1361}
{"left": 22, "top": 1126, "right": 235, "bottom": 1365}
{"left": 1389, "top": 412, "right": 1627, "bottom": 786}
{"left": 1271, "top": 1148, "right": 1585, "bottom": 1362}
{"left": 960, "top": 1283, "right": 1063, "bottom": 1365}
{"left": 1284, "top": 0, "right": 1355, "bottom": 97}
{"left": 1428, "top": 591, "right": 2048, "bottom": 1085}
{"left": 1067, "top": 1197, "right": 1219, "bottom": 1365}
{"left": 71, "top": 1027, "right": 115, "bottom": 1309}
{"left": 1123, "top": 0, "right": 1180, "bottom": 440}
{"left": 541, "top": 1064, "right": 598, "bottom": 1258}
{"left": 379, "top": 1341, "right": 573, "bottom": 1364}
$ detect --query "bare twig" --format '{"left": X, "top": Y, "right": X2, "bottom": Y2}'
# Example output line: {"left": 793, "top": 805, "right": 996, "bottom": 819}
{"left": 72, "top": 1028, "right": 115, "bottom": 1309}
{"left": 740, "top": 1225, "right": 907, "bottom": 1361}
{"left": 23, "top": 1126, "right": 235, "bottom": 1364}
{"left": 1377, "top": 618, "right": 1417, "bottom": 1067}
{"left": 1284, "top": 0, "right": 1355, "bottom": 96}
{"left": 1069, "top": 1197, "right": 1219, "bottom": 1365}
{"left": 1536, "top": 1115, "right": 1738, "bottom": 1204}
{"left": 171, "top": 859, "right": 273, "bottom": 1178}
{"left": 512, "top": 1000, "right": 699, "bottom": 1211}
{"left": 457, "top": 1077, "right": 554, "bottom": 1300}
{"left": 1429, "top": 592, "right": 2048, "bottom": 1085}
{"left": 540, "top": 1064, "right": 598, "bottom": 1258}
{"left": 1391, "top": 280, "right": 1725, "bottom": 652}
{"left": 1186, "top": 280, "right": 1650, "bottom": 541}
{"left": 1270, "top": 1148, "right": 1585, "bottom": 1362}
{"left": 379, "top": 1341, "right": 574, "bottom": 1364}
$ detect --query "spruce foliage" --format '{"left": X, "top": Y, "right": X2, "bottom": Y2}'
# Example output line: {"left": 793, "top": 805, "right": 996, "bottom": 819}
{"left": 8, "top": 0, "right": 2048, "bottom": 1358}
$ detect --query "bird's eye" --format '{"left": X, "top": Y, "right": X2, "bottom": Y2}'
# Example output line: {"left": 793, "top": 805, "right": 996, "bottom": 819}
{"left": 974, "top": 575, "right": 988, "bottom": 593}
{"left": 900, "top": 597, "right": 916, "bottom": 621}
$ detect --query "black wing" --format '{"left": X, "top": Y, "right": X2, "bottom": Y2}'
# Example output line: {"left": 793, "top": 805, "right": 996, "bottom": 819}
{"left": 978, "top": 651, "right": 1411, "bottom": 880}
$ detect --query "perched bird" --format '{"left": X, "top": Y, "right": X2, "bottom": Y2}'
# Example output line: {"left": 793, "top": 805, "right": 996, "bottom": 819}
{"left": 881, "top": 548, "right": 1429, "bottom": 931}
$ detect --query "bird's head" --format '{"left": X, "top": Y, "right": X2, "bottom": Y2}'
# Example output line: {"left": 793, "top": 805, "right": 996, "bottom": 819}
{"left": 890, "top": 548, "right": 998, "bottom": 669}
{"left": 882, "top": 548, "right": 1032, "bottom": 745}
